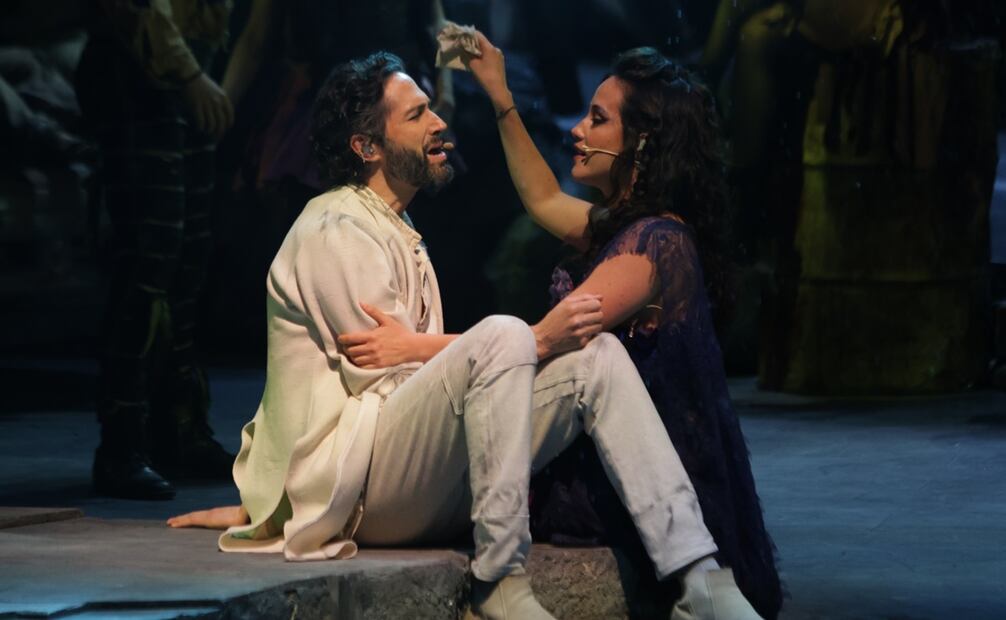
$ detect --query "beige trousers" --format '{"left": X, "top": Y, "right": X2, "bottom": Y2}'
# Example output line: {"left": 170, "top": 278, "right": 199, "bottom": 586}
{"left": 355, "top": 316, "right": 716, "bottom": 581}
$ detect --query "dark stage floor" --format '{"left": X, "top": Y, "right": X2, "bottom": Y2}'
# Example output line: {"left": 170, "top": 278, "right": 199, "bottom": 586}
{"left": 1, "top": 360, "right": 1004, "bottom": 619}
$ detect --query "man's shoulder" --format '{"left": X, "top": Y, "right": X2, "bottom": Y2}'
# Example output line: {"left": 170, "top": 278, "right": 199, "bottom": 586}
{"left": 304, "top": 186, "right": 368, "bottom": 217}
{"left": 285, "top": 187, "right": 390, "bottom": 259}
{"left": 297, "top": 186, "right": 381, "bottom": 234}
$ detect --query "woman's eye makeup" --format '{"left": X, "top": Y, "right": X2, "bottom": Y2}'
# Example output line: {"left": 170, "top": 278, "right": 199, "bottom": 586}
{"left": 589, "top": 104, "right": 607, "bottom": 125}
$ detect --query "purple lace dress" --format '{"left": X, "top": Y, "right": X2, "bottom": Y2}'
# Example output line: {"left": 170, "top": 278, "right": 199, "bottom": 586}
{"left": 530, "top": 217, "right": 782, "bottom": 619}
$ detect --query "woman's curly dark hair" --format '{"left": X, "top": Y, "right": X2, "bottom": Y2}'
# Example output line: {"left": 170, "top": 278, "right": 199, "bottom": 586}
{"left": 311, "top": 52, "right": 406, "bottom": 188}
{"left": 587, "top": 47, "right": 734, "bottom": 323}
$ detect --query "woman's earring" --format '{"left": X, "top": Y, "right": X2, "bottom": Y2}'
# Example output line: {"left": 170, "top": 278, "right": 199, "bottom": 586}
{"left": 633, "top": 133, "right": 649, "bottom": 167}
{"left": 627, "top": 132, "right": 651, "bottom": 195}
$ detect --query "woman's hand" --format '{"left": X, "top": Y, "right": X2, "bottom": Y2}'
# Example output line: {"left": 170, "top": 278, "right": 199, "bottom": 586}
{"left": 337, "top": 303, "right": 416, "bottom": 369}
{"left": 167, "top": 505, "right": 248, "bottom": 530}
{"left": 532, "top": 293, "right": 604, "bottom": 360}
{"left": 465, "top": 30, "right": 513, "bottom": 111}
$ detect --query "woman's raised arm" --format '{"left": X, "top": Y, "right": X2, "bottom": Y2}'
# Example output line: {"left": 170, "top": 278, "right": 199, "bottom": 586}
{"left": 466, "top": 31, "right": 592, "bottom": 251}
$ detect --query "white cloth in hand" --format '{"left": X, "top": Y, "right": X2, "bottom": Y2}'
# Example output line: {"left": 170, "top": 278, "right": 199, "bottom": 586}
{"left": 436, "top": 21, "right": 481, "bottom": 71}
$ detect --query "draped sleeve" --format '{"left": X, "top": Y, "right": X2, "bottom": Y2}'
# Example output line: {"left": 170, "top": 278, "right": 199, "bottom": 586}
{"left": 595, "top": 217, "right": 704, "bottom": 329}
{"left": 549, "top": 217, "right": 702, "bottom": 318}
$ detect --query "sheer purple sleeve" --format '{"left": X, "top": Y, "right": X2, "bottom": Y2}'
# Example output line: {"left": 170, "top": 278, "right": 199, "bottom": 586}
{"left": 548, "top": 266, "right": 576, "bottom": 306}
{"left": 595, "top": 217, "right": 703, "bottom": 325}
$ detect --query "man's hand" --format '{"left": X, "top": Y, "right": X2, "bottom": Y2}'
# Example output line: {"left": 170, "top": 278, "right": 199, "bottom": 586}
{"left": 167, "top": 505, "right": 248, "bottom": 530}
{"left": 182, "top": 73, "right": 235, "bottom": 140}
{"left": 532, "top": 293, "right": 604, "bottom": 360}
{"left": 337, "top": 303, "right": 416, "bottom": 369}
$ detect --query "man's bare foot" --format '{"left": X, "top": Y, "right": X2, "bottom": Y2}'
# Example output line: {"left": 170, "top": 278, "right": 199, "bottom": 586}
{"left": 166, "top": 505, "right": 249, "bottom": 529}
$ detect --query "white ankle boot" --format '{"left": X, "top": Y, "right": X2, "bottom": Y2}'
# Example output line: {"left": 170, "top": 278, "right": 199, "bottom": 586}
{"left": 671, "top": 568, "right": 763, "bottom": 620}
{"left": 464, "top": 574, "right": 557, "bottom": 620}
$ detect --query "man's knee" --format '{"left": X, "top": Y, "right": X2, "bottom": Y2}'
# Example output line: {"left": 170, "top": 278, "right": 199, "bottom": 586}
{"left": 585, "top": 332, "right": 623, "bottom": 357}
{"left": 470, "top": 315, "right": 536, "bottom": 357}
{"left": 582, "top": 332, "right": 637, "bottom": 381}
{"left": 545, "top": 332, "right": 624, "bottom": 375}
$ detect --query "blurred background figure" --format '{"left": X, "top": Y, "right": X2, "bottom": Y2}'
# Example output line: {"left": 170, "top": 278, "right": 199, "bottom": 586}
{"left": 0, "top": 47, "right": 88, "bottom": 166}
{"left": 693, "top": 0, "right": 1005, "bottom": 391}
{"left": 75, "top": 0, "right": 236, "bottom": 500}
{"left": 0, "top": 3, "right": 95, "bottom": 324}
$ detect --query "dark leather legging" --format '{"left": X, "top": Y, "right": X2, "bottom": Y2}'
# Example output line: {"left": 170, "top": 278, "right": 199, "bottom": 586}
{"left": 76, "top": 38, "right": 214, "bottom": 421}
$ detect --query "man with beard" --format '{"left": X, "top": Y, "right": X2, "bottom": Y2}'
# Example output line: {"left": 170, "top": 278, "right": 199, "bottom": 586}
{"left": 169, "top": 52, "right": 759, "bottom": 620}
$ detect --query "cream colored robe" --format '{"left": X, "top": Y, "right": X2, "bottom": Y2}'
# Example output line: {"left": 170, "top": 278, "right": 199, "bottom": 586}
{"left": 218, "top": 184, "right": 443, "bottom": 561}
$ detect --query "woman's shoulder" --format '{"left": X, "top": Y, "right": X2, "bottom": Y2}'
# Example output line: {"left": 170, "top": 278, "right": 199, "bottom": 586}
{"left": 618, "top": 214, "right": 691, "bottom": 237}
{"left": 603, "top": 215, "right": 695, "bottom": 258}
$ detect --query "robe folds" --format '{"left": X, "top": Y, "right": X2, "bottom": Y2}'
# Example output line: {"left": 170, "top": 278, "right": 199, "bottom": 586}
{"left": 219, "top": 184, "right": 443, "bottom": 560}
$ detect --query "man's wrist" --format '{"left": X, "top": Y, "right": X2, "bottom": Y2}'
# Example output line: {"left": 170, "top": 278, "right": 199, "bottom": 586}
{"left": 408, "top": 332, "right": 424, "bottom": 363}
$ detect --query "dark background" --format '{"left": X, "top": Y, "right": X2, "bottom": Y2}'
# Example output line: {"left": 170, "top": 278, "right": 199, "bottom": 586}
{"left": 1, "top": 0, "right": 1004, "bottom": 388}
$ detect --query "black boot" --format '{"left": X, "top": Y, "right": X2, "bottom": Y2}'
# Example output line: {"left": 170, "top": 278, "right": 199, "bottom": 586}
{"left": 150, "top": 366, "right": 234, "bottom": 480}
{"left": 93, "top": 403, "right": 175, "bottom": 500}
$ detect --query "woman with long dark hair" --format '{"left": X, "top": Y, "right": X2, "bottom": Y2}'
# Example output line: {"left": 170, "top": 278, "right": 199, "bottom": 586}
{"left": 466, "top": 33, "right": 782, "bottom": 619}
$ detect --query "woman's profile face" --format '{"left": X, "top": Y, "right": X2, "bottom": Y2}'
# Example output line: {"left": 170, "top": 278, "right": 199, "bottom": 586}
{"left": 570, "top": 76, "right": 626, "bottom": 198}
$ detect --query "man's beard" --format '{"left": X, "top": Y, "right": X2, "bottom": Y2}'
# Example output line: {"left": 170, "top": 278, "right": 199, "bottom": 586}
{"left": 384, "top": 140, "right": 454, "bottom": 193}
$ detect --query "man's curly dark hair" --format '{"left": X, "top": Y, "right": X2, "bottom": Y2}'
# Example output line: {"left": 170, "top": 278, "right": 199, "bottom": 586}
{"left": 311, "top": 52, "right": 406, "bottom": 188}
